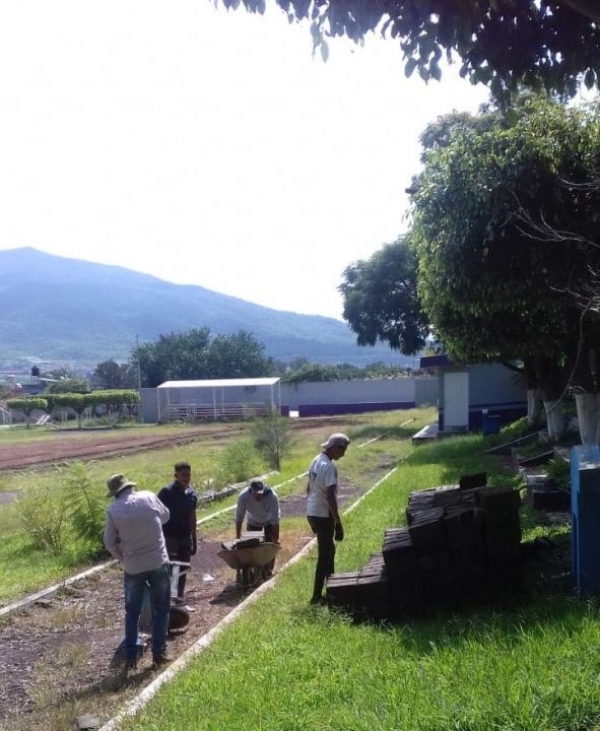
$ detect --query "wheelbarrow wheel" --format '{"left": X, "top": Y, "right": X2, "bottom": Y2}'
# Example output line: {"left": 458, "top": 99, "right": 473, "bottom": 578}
{"left": 240, "top": 565, "right": 259, "bottom": 588}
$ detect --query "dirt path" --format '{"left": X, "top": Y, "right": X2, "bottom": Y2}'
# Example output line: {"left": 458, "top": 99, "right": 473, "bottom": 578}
{"left": 0, "top": 449, "right": 396, "bottom": 731}
{"left": 0, "top": 416, "right": 352, "bottom": 474}
{"left": 0, "top": 426, "right": 243, "bottom": 472}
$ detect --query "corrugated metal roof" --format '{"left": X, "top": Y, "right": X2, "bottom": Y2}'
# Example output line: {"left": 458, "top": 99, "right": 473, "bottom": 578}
{"left": 157, "top": 377, "right": 280, "bottom": 389}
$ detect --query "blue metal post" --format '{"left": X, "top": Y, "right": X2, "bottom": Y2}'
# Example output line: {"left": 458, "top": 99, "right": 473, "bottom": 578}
{"left": 571, "top": 444, "right": 600, "bottom": 595}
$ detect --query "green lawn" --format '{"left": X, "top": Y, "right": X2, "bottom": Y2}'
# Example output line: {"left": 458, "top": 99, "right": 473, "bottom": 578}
{"left": 118, "top": 434, "right": 596, "bottom": 731}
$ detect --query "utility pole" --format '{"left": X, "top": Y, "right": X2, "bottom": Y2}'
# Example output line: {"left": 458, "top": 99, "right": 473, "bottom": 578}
{"left": 136, "top": 335, "right": 143, "bottom": 423}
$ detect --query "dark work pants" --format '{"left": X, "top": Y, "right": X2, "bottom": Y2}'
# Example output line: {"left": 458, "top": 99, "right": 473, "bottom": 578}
{"left": 165, "top": 536, "right": 192, "bottom": 599}
{"left": 307, "top": 515, "right": 335, "bottom": 600}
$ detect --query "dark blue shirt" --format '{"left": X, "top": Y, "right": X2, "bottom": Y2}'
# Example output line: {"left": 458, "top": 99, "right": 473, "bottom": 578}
{"left": 157, "top": 481, "right": 198, "bottom": 538}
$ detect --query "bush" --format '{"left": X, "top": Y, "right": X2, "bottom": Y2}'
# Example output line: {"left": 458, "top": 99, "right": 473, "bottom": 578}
{"left": 216, "top": 438, "right": 265, "bottom": 484}
{"left": 251, "top": 410, "right": 294, "bottom": 471}
{"left": 16, "top": 463, "right": 108, "bottom": 560}
{"left": 546, "top": 456, "right": 571, "bottom": 492}
{"left": 17, "top": 483, "right": 69, "bottom": 555}
{"left": 67, "top": 462, "right": 106, "bottom": 554}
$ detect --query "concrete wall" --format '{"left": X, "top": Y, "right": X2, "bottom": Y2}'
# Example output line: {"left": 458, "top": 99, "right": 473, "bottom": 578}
{"left": 139, "top": 377, "right": 439, "bottom": 423}
{"left": 438, "top": 363, "right": 526, "bottom": 431}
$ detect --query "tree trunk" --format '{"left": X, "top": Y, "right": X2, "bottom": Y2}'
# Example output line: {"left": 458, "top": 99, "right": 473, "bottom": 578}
{"left": 526, "top": 389, "right": 542, "bottom": 425}
{"left": 543, "top": 400, "right": 565, "bottom": 441}
{"left": 575, "top": 393, "right": 600, "bottom": 445}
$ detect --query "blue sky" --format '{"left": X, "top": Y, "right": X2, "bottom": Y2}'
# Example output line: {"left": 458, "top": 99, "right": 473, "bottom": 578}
{"left": 0, "top": 0, "right": 492, "bottom": 319}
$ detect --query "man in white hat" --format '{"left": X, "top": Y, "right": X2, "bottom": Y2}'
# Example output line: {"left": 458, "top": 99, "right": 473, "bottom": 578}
{"left": 103, "top": 473, "right": 171, "bottom": 671}
{"left": 306, "top": 433, "right": 350, "bottom": 604}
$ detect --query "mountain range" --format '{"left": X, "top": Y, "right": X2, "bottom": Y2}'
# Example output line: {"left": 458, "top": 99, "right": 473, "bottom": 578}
{"left": 0, "top": 248, "right": 403, "bottom": 367}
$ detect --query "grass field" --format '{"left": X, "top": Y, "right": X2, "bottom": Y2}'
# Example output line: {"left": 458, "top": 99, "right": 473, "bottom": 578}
{"left": 115, "top": 433, "right": 595, "bottom": 731}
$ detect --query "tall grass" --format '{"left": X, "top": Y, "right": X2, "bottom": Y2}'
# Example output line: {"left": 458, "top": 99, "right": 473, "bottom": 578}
{"left": 119, "top": 432, "right": 594, "bottom": 731}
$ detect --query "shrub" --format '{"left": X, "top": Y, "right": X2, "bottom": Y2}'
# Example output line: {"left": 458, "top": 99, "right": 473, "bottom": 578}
{"left": 216, "top": 438, "right": 265, "bottom": 484}
{"left": 17, "top": 483, "right": 69, "bottom": 555}
{"left": 251, "top": 410, "right": 294, "bottom": 471}
{"left": 66, "top": 462, "right": 107, "bottom": 554}
{"left": 546, "top": 456, "right": 571, "bottom": 492}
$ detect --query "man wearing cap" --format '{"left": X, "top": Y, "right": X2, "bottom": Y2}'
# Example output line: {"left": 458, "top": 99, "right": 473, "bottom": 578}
{"left": 157, "top": 461, "right": 198, "bottom": 602}
{"left": 235, "top": 480, "right": 280, "bottom": 545}
{"left": 103, "top": 473, "right": 171, "bottom": 671}
{"left": 306, "top": 433, "right": 350, "bottom": 605}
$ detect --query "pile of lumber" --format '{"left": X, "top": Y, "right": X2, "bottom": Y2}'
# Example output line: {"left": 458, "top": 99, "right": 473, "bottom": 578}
{"left": 326, "top": 474, "right": 523, "bottom": 620}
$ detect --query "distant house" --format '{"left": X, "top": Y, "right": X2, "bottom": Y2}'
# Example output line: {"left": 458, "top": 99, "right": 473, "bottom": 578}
{"left": 420, "top": 355, "right": 527, "bottom": 433}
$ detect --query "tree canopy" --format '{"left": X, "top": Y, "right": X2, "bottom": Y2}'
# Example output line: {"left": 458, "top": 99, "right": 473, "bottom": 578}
{"left": 408, "top": 95, "right": 600, "bottom": 409}
{"left": 136, "top": 328, "right": 274, "bottom": 388}
{"left": 340, "top": 237, "right": 429, "bottom": 355}
{"left": 91, "top": 360, "right": 136, "bottom": 390}
{"left": 221, "top": 0, "right": 600, "bottom": 99}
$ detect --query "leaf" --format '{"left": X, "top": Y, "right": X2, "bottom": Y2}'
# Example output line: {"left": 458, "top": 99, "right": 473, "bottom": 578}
{"left": 430, "top": 60, "right": 442, "bottom": 82}
{"left": 405, "top": 58, "right": 418, "bottom": 78}
{"left": 505, "top": 108, "right": 519, "bottom": 127}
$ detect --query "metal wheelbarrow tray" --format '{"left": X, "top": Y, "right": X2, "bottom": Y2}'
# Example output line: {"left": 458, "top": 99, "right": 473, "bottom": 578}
{"left": 218, "top": 540, "right": 281, "bottom": 587}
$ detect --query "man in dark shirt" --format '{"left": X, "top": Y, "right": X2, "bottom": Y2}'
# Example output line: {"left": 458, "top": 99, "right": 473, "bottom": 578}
{"left": 157, "top": 461, "right": 198, "bottom": 601}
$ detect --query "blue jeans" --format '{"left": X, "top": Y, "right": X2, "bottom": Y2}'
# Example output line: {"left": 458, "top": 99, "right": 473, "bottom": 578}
{"left": 124, "top": 564, "right": 171, "bottom": 661}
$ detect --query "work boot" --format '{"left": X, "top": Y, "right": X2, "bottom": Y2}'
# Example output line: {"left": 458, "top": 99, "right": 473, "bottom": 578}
{"left": 152, "top": 652, "right": 172, "bottom": 669}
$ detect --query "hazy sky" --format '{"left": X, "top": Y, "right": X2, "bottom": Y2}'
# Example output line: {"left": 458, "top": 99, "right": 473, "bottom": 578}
{"left": 0, "top": 0, "right": 492, "bottom": 319}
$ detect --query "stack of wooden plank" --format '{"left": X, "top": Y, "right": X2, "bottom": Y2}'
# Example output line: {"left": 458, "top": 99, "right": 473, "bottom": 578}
{"left": 326, "top": 475, "right": 523, "bottom": 620}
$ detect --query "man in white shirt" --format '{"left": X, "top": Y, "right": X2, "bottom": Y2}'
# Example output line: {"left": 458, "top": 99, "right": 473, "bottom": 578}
{"left": 103, "top": 473, "right": 171, "bottom": 671}
{"left": 235, "top": 480, "right": 280, "bottom": 543}
{"left": 306, "top": 433, "right": 350, "bottom": 604}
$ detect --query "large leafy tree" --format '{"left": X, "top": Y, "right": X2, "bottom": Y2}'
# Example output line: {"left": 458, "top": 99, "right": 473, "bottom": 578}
{"left": 204, "top": 331, "right": 274, "bottom": 380}
{"left": 91, "top": 360, "right": 136, "bottom": 390}
{"left": 339, "top": 237, "right": 429, "bottom": 355}
{"left": 221, "top": 1, "right": 600, "bottom": 99}
{"left": 409, "top": 96, "right": 600, "bottom": 437}
{"left": 136, "top": 328, "right": 273, "bottom": 387}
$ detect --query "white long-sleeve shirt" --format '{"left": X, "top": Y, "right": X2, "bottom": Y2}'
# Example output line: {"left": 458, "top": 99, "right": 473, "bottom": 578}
{"left": 104, "top": 488, "right": 170, "bottom": 574}
{"left": 235, "top": 486, "right": 280, "bottom": 527}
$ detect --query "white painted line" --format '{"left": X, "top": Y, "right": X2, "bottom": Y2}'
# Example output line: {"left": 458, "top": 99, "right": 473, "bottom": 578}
{"left": 0, "top": 560, "right": 117, "bottom": 617}
{"left": 99, "top": 535, "right": 320, "bottom": 731}
{"left": 98, "top": 460, "right": 401, "bottom": 731}
{"left": 356, "top": 418, "right": 413, "bottom": 449}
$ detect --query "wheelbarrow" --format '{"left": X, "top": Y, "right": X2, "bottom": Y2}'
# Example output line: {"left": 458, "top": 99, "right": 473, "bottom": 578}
{"left": 218, "top": 535, "right": 281, "bottom": 588}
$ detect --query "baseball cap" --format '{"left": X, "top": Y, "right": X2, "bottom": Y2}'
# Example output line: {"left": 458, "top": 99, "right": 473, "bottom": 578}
{"left": 321, "top": 433, "right": 351, "bottom": 449}
{"left": 249, "top": 480, "right": 266, "bottom": 494}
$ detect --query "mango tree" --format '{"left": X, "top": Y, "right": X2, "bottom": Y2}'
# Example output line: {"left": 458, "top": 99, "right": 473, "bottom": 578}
{"left": 409, "top": 96, "right": 600, "bottom": 441}
{"left": 220, "top": 1, "right": 600, "bottom": 100}
{"left": 340, "top": 236, "right": 429, "bottom": 355}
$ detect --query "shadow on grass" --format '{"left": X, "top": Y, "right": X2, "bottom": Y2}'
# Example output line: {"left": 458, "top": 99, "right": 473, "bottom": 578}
{"left": 315, "top": 534, "right": 590, "bottom": 660}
